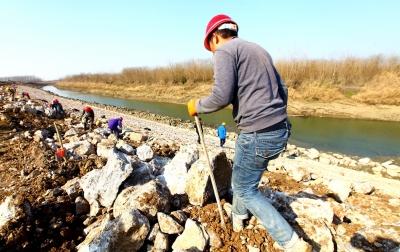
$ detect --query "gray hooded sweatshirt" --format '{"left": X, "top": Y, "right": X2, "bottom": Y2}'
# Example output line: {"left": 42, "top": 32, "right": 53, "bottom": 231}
{"left": 196, "top": 38, "right": 288, "bottom": 133}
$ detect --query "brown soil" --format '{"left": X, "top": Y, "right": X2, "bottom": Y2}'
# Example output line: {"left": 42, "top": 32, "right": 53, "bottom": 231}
{"left": 0, "top": 99, "right": 100, "bottom": 251}
{"left": 186, "top": 201, "right": 278, "bottom": 252}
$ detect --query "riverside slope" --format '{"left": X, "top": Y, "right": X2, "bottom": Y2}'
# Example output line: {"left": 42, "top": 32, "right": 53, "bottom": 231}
{"left": 21, "top": 85, "right": 400, "bottom": 197}
{"left": 1, "top": 85, "right": 400, "bottom": 251}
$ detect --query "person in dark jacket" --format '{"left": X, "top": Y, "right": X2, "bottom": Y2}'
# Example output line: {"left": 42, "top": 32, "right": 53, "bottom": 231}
{"left": 187, "top": 14, "right": 310, "bottom": 252}
{"left": 51, "top": 99, "right": 65, "bottom": 117}
{"left": 217, "top": 122, "right": 227, "bottom": 147}
{"left": 108, "top": 117, "right": 123, "bottom": 138}
{"left": 81, "top": 106, "right": 95, "bottom": 130}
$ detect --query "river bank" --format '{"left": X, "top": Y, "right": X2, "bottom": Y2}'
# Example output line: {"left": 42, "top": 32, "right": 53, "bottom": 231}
{"left": 1, "top": 85, "right": 400, "bottom": 251}
{"left": 56, "top": 81, "right": 400, "bottom": 122}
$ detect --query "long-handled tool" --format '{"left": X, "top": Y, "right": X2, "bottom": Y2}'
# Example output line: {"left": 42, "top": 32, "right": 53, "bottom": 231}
{"left": 194, "top": 115, "right": 226, "bottom": 228}
{"left": 53, "top": 122, "right": 66, "bottom": 161}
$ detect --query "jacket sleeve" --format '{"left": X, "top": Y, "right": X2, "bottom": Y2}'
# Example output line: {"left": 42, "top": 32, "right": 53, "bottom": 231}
{"left": 197, "top": 50, "right": 237, "bottom": 114}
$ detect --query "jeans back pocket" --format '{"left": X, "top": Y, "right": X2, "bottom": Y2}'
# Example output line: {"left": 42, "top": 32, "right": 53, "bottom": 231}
{"left": 255, "top": 129, "right": 288, "bottom": 161}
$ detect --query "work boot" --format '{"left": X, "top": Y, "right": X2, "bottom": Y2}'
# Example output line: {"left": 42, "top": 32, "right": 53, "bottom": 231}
{"left": 232, "top": 214, "right": 244, "bottom": 232}
{"left": 273, "top": 232, "right": 312, "bottom": 252}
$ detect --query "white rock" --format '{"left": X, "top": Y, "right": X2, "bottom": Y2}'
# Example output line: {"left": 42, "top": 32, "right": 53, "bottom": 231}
{"left": 64, "top": 128, "right": 78, "bottom": 137}
{"left": 262, "top": 189, "right": 334, "bottom": 225}
{"left": 137, "top": 144, "right": 154, "bottom": 161}
{"left": 327, "top": 179, "right": 351, "bottom": 202}
{"left": 62, "top": 142, "right": 81, "bottom": 153}
{"left": 125, "top": 132, "right": 147, "bottom": 143}
{"left": 351, "top": 181, "right": 375, "bottom": 194}
{"left": 296, "top": 218, "right": 334, "bottom": 252}
{"left": 172, "top": 219, "right": 209, "bottom": 251}
{"left": 319, "top": 156, "right": 331, "bottom": 165}
{"left": 76, "top": 141, "right": 95, "bottom": 156}
{"left": 23, "top": 131, "right": 31, "bottom": 138}
{"left": 307, "top": 148, "right": 320, "bottom": 160}
{"left": 223, "top": 202, "right": 232, "bottom": 218}
{"left": 358, "top": 157, "right": 371, "bottom": 165}
{"left": 61, "top": 177, "right": 81, "bottom": 196}
{"left": 0, "top": 197, "right": 17, "bottom": 229}
{"left": 113, "top": 180, "right": 170, "bottom": 220}
{"left": 388, "top": 198, "right": 400, "bottom": 207}
{"left": 247, "top": 245, "right": 260, "bottom": 252}
{"left": 153, "top": 231, "right": 169, "bottom": 251}
{"left": 332, "top": 153, "right": 343, "bottom": 159}
{"left": 289, "top": 198, "right": 334, "bottom": 223}
{"left": 372, "top": 166, "right": 383, "bottom": 175}
{"left": 33, "top": 129, "right": 50, "bottom": 142}
{"left": 385, "top": 164, "right": 400, "bottom": 177}
{"left": 157, "top": 212, "right": 183, "bottom": 234}
{"left": 89, "top": 200, "right": 101, "bottom": 217}
{"left": 162, "top": 145, "right": 199, "bottom": 195}
{"left": 94, "top": 127, "right": 111, "bottom": 137}
{"left": 116, "top": 140, "right": 135, "bottom": 155}
{"left": 80, "top": 150, "right": 134, "bottom": 208}
{"left": 77, "top": 210, "right": 150, "bottom": 252}
{"left": 382, "top": 160, "right": 394, "bottom": 168}
{"left": 96, "top": 138, "right": 116, "bottom": 159}
{"left": 185, "top": 150, "right": 232, "bottom": 206}
{"left": 283, "top": 162, "right": 310, "bottom": 182}
{"left": 147, "top": 223, "right": 160, "bottom": 242}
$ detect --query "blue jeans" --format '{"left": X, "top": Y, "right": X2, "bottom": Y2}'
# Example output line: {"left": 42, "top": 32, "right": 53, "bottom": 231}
{"left": 232, "top": 124, "right": 294, "bottom": 246}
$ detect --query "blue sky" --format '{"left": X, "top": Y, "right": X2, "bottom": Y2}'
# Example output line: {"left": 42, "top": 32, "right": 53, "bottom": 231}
{"left": 0, "top": 0, "right": 399, "bottom": 80}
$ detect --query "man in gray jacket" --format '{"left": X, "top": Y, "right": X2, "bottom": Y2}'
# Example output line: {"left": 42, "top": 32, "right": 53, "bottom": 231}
{"left": 187, "top": 14, "right": 311, "bottom": 252}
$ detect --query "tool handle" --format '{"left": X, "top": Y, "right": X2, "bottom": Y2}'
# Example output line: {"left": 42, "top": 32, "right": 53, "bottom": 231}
{"left": 53, "top": 122, "right": 64, "bottom": 149}
{"left": 194, "top": 116, "right": 226, "bottom": 228}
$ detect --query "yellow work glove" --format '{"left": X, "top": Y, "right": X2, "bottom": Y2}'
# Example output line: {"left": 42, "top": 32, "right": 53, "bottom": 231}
{"left": 187, "top": 99, "right": 198, "bottom": 117}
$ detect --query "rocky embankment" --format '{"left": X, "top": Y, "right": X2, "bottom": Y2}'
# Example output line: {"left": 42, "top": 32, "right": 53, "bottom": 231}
{"left": 0, "top": 85, "right": 399, "bottom": 252}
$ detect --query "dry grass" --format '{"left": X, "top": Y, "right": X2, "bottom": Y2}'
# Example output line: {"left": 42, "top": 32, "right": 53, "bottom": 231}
{"left": 57, "top": 81, "right": 212, "bottom": 104}
{"left": 353, "top": 71, "right": 400, "bottom": 105}
{"left": 61, "top": 56, "right": 400, "bottom": 105}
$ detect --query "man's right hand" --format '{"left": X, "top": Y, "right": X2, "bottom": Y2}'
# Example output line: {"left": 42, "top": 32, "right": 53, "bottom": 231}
{"left": 187, "top": 99, "right": 198, "bottom": 117}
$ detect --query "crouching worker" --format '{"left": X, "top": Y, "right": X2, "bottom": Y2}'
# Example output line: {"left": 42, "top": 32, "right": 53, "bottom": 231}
{"left": 51, "top": 99, "right": 65, "bottom": 117}
{"left": 22, "top": 91, "right": 30, "bottom": 99}
{"left": 108, "top": 117, "right": 123, "bottom": 138}
{"left": 81, "top": 106, "right": 94, "bottom": 130}
{"left": 6, "top": 85, "right": 16, "bottom": 101}
{"left": 187, "top": 14, "right": 311, "bottom": 252}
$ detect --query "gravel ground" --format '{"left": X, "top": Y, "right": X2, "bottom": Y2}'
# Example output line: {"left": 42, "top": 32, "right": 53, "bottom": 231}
{"left": 22, "top": 85, "right": 236, "bottom": 151}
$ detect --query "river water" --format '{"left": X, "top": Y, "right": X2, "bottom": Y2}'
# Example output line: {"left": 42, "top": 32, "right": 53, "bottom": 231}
{"left": 42, "top": 85, "right": 400, "bottom": 159}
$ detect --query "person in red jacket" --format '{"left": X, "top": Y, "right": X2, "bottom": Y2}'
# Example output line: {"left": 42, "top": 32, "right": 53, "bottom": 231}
{"left": 81, "top": 106, "right": 94, "bottom": 130}
{"left": 21, "top": 91, "right": 30, "bottom": 99}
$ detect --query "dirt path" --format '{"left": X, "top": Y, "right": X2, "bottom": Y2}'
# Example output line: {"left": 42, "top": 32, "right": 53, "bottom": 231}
{"left": 22, "top": 85, "right": 234, "bottom": 150}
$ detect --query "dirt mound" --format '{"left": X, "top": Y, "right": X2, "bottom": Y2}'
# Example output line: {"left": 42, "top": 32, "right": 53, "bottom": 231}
{"left": 0, "top": 99, "right": 97, "bottom": 251}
